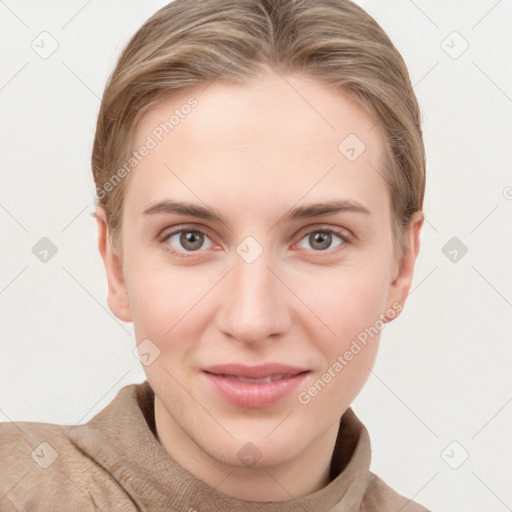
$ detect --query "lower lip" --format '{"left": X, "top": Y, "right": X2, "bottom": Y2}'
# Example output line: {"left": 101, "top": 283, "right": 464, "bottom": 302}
{"left": 202, "top": 372, "right": 309, "bottom": 408}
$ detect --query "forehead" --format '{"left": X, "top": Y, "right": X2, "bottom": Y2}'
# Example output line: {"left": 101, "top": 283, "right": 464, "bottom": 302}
{"left": 126, "top": 72, "right": 389, "bottom": 219}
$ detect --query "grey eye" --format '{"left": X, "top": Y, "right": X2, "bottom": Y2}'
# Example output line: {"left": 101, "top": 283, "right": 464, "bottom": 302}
{"left": 298, "top": 230, "right": 344, "bottom": 251}
{"left": 167, "top": 230, "right": 213, "bottom": 252}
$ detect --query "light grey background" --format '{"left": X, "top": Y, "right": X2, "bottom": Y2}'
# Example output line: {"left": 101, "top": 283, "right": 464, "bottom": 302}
{"left": 1, "top": 1, "right": 511, "bottom": 510}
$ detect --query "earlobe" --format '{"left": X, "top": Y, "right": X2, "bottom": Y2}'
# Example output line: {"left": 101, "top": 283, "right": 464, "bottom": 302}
{"left": 384, "top": 211, "right": 424, "bottom": 322}
{"left": 94, "top": 206, "right": 132, "bottom": 323}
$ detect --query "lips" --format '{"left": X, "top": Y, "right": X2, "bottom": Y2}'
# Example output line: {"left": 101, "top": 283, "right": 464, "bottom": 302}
{"left": 201, "top": 363, "right": 310, "bottom": 408}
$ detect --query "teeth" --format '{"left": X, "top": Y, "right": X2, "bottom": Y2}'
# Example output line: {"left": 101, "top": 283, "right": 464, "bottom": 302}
{"left": 237, "top": 376, "right": 272, "bottom": 383}
{"left": 222, "top": 374, "right": 287, "bottom": 383}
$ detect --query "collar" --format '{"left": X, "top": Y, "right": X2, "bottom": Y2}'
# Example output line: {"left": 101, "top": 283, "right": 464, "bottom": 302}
{"left": 68, "top": 380, "right": 371, "bottom": 511}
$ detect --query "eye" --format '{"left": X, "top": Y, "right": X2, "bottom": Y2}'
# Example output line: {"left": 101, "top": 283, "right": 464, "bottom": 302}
{"left": 160, "top": 225, "right": 351, "bottom": 258}
{"left": 162, "top": 227, "right": 214, "bottom": 256}
{"left": 296, "top": 228, "right": 349, "bottom": 253}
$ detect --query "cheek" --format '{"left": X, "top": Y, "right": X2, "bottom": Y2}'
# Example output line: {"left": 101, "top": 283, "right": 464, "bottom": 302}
{"left": 297, "top": 271, "right": 386, "bottom": 412}
{"left": 300, "top": 261, "right": 390, "bottom": 385}
{"left": 126, "top": 258, "right": 214, "bottom": 358}
{"left": 302, "top": 258, "right": 391, "bottom": 336}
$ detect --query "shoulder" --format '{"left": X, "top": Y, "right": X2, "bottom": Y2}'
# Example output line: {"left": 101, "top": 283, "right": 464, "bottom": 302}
{"left": 0, "top": 420, "right": 127, "bottom": 512}
{"left": 361, "top": 471, "right": 433, "bottom": 512}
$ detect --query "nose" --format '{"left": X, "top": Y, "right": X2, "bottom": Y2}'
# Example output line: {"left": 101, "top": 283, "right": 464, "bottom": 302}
{"left": 215, "top": 247, "right": 291, "bottom": 346}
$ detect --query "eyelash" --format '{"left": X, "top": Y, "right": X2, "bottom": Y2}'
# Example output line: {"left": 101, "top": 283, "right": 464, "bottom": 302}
{"left": 159, "top": 224, "right": 352, "bottom": 259}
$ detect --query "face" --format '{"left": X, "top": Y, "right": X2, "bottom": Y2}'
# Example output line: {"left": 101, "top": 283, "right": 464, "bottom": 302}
{"left": 96, "top": 71, "right": 422, "bottom": 473}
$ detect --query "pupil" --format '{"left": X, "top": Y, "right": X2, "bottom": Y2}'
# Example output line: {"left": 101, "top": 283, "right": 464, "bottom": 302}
{"left": 182, "top": 231, "right": 202, "bottom": 250}
{"left": 312, "top": 231, "right": 331, "bottom": 250}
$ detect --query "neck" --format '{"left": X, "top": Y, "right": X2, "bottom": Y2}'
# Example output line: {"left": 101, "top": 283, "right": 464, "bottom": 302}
{"left": 154, "top": 396, "right": 340, "bottom": 502}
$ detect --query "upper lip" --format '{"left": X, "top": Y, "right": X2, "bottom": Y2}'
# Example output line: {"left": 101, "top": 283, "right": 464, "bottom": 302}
{"left": 203, "top": 363, "right": 309, "bottom": 379}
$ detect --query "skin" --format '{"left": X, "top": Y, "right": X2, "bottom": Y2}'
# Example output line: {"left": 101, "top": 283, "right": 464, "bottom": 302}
{"left": 95, "top": 70, "right": 423, "bottom": 502}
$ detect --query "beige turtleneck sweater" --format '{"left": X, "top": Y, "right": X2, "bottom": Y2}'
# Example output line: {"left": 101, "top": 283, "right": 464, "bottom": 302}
{"left": 0, "top": 381, "right": 431, "bottom": 511}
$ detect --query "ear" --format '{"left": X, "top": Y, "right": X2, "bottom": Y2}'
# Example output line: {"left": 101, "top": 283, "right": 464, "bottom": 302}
{"left": 384, "top": 211, "right": 424, "bottom": 322}
{"left": 94, "top": 206, "right": 132, "bottom": 323}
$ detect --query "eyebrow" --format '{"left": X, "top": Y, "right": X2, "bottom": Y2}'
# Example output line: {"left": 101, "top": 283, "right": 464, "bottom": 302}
{"left": 142, "top": 198, "right": 370, "bottom": 224}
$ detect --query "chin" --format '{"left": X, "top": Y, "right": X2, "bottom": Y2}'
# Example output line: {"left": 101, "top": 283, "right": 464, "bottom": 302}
{"left": 200, "top": 427, "right": 306, "bottom": 469}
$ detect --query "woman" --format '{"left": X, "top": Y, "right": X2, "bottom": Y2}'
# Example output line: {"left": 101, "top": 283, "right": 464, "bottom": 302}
{"left": 0, "top": 1, "right": 430, "bottom": 510}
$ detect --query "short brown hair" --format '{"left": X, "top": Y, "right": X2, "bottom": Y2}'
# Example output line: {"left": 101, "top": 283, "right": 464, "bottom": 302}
{"left": 92, "top": 0, "right": 425, "bottom": 257}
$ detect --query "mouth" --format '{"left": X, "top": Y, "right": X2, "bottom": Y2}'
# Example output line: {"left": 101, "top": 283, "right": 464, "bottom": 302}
{"left": 209, "top": 374, "right": 301, "bottom": 383}
{"left": 202, "top": 362, "right": 310, "bottom": 380}
{"left": 201, "top": 363, "right": 311, "bottom": 408}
